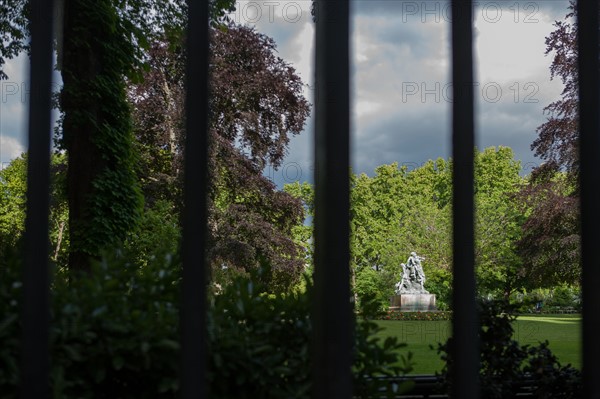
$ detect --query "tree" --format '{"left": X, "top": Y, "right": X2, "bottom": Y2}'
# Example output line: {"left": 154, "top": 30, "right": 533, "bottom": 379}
{"left": 59, "top": 0, "right": 145, "bottom": 270}
{"left": 517, "top": 173, "right": 579, "bottom": 287}
{"left": 283, "top": 181, "right": 314, "bottom": 270}
{"left": 128, "top": 25, "right": 311, "bottom": 288}
{"left": 286, "top": 160, "right": 454, "bottom": 310}
{"left": 1, "top": 0, "right": 236, "bottom": 271}
{"left": 0, "top": 153, "right": 69, "bottom": 266}
{"left": 0, "top": 155, "right": 27, "bottom": 248}
{"left": 286, "top": 147, "right": 528, "bottom": 310}
{"left": 530, "top": 1, "right": 578, "bottom": 175}
{"left": 0, "top": 0, "right": 28, "bottom": 80}
{"left": 473, "top": 147, "right": 526, "bottom": 298}
{"left": 2, "top": 2, "right": 310, "bottom": 285}
{"left": 517, "top": 1, "right": 581, "bottom": 287}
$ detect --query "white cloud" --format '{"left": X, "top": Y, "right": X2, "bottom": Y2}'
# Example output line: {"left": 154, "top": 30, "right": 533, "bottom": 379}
{"left": 0, "top": 135, "right": 25, "bottom": 166}
{"left": 354, "top": 100, "right": 382, "bottom": 118}
{"left": 0, "top": 0, "right": 573, "bottom": 181}
{"left": 475, "top": 7, "right": 561, "bottom": 82}
{"left": 1, "top": 51, "right": 29, "bottom": 166}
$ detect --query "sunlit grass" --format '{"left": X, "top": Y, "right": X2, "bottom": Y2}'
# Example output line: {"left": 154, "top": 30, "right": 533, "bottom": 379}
{"left": 374, "top": 314, "right": 581, "bottom": 374}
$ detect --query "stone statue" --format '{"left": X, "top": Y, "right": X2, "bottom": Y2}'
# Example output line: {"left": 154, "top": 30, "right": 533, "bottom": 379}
{"left": 395, "top": 251, "right": 429, "bottom": 294}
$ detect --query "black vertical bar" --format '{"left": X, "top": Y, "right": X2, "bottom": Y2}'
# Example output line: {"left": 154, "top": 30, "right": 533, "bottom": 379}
{"left": 20, "top": 0, "right": 54, "bottom": 397}
{"left": 577, "top": 0, "right": 600, "bottom": 397}
{"left": 181, "top": 0, "right": 209, "bottom": 398}
{"left": 312, "top": 0, "right": 352, "bottom": 398}
{"left": 450, "top": 1, "right": 479, "bottom": 398}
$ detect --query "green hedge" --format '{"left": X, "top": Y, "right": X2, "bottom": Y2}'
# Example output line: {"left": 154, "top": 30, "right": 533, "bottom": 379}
{"left": 379, "top": 311, "right": 453, "bottom": 321}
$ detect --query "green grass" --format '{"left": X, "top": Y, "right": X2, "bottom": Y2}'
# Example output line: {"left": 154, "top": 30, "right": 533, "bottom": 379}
{"left": 374, "top": 314, "right": 581, "bottom": 375}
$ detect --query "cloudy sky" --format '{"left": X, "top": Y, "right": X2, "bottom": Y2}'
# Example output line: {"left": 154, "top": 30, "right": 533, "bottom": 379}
{"left": 1, "top": 0, "right": 571, "bottom": 187}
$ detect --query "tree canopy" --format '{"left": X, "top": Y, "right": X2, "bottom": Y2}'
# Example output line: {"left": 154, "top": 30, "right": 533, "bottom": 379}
{"left": 287, "top": 146, "right": 529, "bottom": 311}
{"left": 517, "top": 1, "right": 581, "bottom": 287}
{"left": 129, "top": 24, "right": 310, "bottom": 288}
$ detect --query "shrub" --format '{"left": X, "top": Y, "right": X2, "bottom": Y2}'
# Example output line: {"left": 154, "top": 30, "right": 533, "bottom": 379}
{"left": 51, "top": 250, "right": 181, "bottom": 398}
{"left": 0, "top": 249, "right": 414, "bottom": 398}
{"left": 379, "top": 310, "right": 452, "bottom": 321}
{"left": 547, "top": 284, "right": 580, "bottom": 309}
{"left": 510, "top": 286, "right": 581, "bottom": 313}
{"left": 354, "top": 267, "right": 391, "bottom": 317}
{"left": 422, "top": 268, "right": 452, "bottom": 311}
{"left": 435, "top": 299, "right": 581, "bottom": 398}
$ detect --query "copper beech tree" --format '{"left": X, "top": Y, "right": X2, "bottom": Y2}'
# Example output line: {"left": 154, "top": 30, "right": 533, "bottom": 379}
{"left": 517, "top": 1, "right": 580, "bottom": 287}
{"left": 129, "top": 24, "right": 311, "bottom": 288}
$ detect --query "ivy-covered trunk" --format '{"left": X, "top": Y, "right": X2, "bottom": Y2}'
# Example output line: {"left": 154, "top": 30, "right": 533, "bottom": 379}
{"left": 60, "top": 0, "right": 142, "bottom": 271}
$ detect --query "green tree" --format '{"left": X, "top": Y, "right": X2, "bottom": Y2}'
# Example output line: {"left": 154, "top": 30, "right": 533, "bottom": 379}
{"left": 286, "top": 147, "right": 527, "bottom": 310}
{"left": 283, "top": 181, "right": 314, "bottom": 269}
{"left": 0, "top": 155, "right": 27, "bottom": 248}
{"left": 474, "top": 147, "right": 526, "bottom": 298}
{"left": 1, "top": 0, "right": 236, "bottom": 271}
{"left": 0, "top": 153, "right": 69, "bottom": 266}
{"left": 59, "top": 0, "right": 145, "bottom": 270}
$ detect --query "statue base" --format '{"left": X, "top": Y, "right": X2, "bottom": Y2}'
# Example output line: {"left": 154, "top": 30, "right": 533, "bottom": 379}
{"left": 390, "top": 294, "right": 437, "bottom": 312}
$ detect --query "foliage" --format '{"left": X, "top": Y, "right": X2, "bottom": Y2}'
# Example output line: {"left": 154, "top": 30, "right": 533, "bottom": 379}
{"left": 436, "top": 299, "right": 581, "bottom": 398}
{"left": 531, "top": 0, "right": 578, "bottom": 176}
{"left": 523, "top": 341, "right": 582, "bottom": 398}
{"left": 546, "top": 284, "right": 580, "bottom": 308}
{"left": 283, "top": 181, "right": 315, "bottom": 268}
{"left": 129, "top": 24, "right": 310, "bottom": 289}
{"left": 123, "top": 200, "right": 181, "bottom": 268}
{"left": 0, "top": 0, "right": 237, "bottom": 80}
{"left": 207, "top": 267, "right": 313, "bottom": 399}
{"left": 2, "top": 0, "right": 238, "bottom": 271}
{"left": 510, "top": 285, "right": 581, "bottom": 313}
{"left": 289, "top": 147, "right": 528, "bottom": 311}
{"left": 0, "top": 248, "right": 414, "bottom": 398}
{"left": 0, "top": 246, "right": 182, "bottom": 398}
{"left": 3, "top": 1, "right": 303, "bottom": 281}
{"left": 0, "top": 154, "right": 69, "bottom": 268}
{"left": 351, "top": 161, "right": 453, "bottom": 310}
{"left": 209, "top": 267, "right": 414, "bottom": 399}
{"left": 0, "top": 244, "right": 21, "bottom": 391}
{"left": 517, "top": 173, "right": 579, "bottom": 287}
{"left": 473, "top": 147, "right": 526, "bottom": 298}
{"left": 0, "top": 155, "right": 27, "bottom": 248}
{"left": 354, "top": 267, "right": 391, "bottom": 317}
{"left": 353, "top": 320, "right": 415, "bottom": 398}
{"left": 517, "top": 1, "right": 581, "bottom": 287}
{"left": 0, "top": 0, "right": 28, "bottom": 79}
{"left": 58, "top": 0, "right": 147, "bottom": 270}
{"left": 210, "top": 266, "right": 414, "bottom": 398}
{"left": 379, "top": 311, "right": 452, "bottom": 321}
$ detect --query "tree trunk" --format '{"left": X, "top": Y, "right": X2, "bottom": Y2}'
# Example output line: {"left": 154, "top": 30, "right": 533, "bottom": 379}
{"left": 61, "top": 0, "right": 102, "bottom": 271}
{"left": 59, "top": 0, "right": 142, "bottom": 271}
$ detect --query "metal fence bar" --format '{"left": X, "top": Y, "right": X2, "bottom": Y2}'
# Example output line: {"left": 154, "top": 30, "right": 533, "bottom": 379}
{"left": 312, "top": 0, "right": 352, "bottom": 397}
{"left": 20, "top": 0, "right": 55, "bottom": 397}
{"left": 576, "top": 0, "right": 600, "bottom": 397}
{"left": 181, "top": 0, "right": 210, "bottom": 397}
{"left": 450, "top": 1, "right": 479, "bottom": 398}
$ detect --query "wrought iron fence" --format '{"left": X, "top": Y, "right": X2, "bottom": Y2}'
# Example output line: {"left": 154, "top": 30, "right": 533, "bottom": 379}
{"left": 20, "top": 0, "right": 599, "bottom": 398}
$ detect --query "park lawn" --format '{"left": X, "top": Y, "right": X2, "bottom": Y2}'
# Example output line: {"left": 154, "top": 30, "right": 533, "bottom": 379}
{"left": 374, "top": 314, "right": 581, "bottom": 375}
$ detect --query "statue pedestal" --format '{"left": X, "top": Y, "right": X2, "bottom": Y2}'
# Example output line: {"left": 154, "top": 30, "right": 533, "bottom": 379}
{"left": 390, "top": 294, "right": 437, "bottom": 312}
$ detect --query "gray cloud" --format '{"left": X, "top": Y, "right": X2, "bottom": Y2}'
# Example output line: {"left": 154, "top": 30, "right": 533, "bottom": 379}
{"left": 352, "top": 102, "right": 450, "bottom": 174}
{"left": 0, "top": 0, "right": 572, "bottom": 184}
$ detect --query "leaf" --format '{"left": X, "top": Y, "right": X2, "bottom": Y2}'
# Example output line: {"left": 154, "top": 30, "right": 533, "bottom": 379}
{"left": 63, "top": 344, "right": 84, "bottom": 362}
{"left": 113, "top": 356, "right": 125, "bottom": 370}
